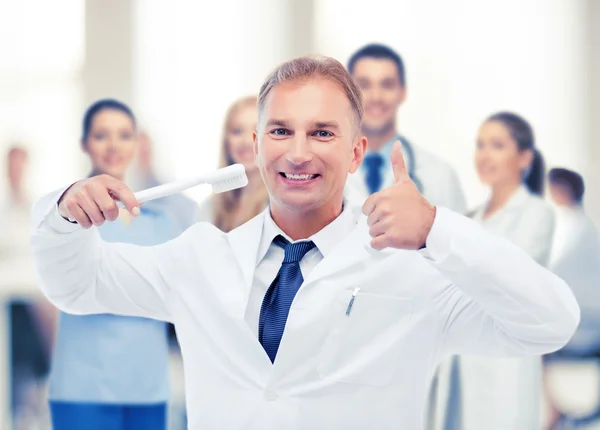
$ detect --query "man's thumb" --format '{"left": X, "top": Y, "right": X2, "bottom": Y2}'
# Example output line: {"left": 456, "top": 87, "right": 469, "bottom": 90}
{"left": 391, "top": 140, "right": 409, "bottom": 183}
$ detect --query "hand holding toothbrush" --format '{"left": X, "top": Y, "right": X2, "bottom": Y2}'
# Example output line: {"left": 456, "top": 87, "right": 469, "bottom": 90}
{"left": 58, "top": 164, "right": 248, "bottom": 229}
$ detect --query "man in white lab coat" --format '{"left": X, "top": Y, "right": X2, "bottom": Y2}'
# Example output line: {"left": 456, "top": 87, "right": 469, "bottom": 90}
{"left": 548, "top": 168, "right": 600, "bottom": 350}
{"left": 31, "top": 56, "right": 579, "bottom": 430}
{"left": 345, "top": 43, "right": 466, "bottom": 213}
{"left": 544, "top": 168, "right": 600, "bottom": 429}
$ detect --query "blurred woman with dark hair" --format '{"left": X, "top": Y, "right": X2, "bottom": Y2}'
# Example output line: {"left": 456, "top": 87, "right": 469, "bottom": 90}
{"left": 433, "top": 112, "right": 556, "bottom": 430}
{"left": 458, "top": 112, "right": 555, "bottom": 430}
{"left": 48, "top": 99, "right": 182, "bottom": 430}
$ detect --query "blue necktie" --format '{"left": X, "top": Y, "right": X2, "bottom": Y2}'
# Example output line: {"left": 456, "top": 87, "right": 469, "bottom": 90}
{"left": 259, "top": 235, "right": 316, "bottom": 363}
{"left": 363, "top": 152, "right": 385, "bottom": 194}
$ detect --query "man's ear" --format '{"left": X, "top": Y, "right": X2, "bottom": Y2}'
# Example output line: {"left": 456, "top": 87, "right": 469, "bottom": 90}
{"left": 349, "top": 135, "right": 367, "bottom": 174}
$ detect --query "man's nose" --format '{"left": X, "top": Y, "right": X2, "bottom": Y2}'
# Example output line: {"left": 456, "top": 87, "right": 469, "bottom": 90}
{"left": 285, "top": 135, "right": 313, "bottom": 166}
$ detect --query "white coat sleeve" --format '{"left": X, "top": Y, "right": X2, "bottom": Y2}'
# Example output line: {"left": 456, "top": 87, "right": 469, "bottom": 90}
{"left": 30, "top": 189, "right": 185, "bottom": 322}
{"left": 422, "top": 207, "right": 580, "bottom": 357}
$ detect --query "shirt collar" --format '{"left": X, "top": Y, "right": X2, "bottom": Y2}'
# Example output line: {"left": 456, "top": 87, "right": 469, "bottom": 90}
{"left": 256, "top": 202, "right": 356, "bottom": 266}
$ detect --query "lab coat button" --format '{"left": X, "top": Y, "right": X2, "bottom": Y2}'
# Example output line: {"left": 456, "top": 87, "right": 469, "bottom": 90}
{"left": 264, "top": 390, "right": 279, "bottom": 401}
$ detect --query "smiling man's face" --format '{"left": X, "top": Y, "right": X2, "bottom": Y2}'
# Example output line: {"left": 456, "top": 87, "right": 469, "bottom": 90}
{"left": 254, "top": 77, "right": 365, "bottom": 217}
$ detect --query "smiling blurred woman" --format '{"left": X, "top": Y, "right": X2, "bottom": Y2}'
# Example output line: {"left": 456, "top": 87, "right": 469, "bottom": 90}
{"left": 456, "top": 111, "right": 555, "bottom": 430}
{"left": 48, "top": 99, "right": 182, "bottom": 430}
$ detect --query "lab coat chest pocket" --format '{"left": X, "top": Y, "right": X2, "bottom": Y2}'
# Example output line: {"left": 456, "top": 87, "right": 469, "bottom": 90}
{"left": 317, "top": 289, "right": 414, "bottom": 387}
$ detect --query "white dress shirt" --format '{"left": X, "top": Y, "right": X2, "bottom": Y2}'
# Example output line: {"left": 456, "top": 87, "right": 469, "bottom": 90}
{"left": 246, "top": 206, "right": 354, "bottom": 337}
{"left": 30, "top": 189, "right": 579, "bottom": 430}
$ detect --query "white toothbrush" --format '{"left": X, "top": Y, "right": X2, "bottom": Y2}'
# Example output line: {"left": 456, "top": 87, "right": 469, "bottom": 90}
{"left": 117, "top": 163, "right": 248, "bottom": 208}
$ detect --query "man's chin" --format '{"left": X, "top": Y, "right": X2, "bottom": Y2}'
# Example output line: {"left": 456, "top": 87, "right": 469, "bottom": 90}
{"left": 362, "top": 121, "right": 394, "bottom": 136}
{"left": 273, "top": 194, "right": 321, "bottom": 213}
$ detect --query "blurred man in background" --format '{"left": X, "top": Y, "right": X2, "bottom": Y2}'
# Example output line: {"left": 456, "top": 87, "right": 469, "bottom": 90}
{"left": 544, "top": 168, "right": 600, "bottom": 429}
{"left": 346, "top": 44, "right": 466, "bottom": 430}
{"left": 345, "top": 43, "right": 466, "bottom": 213}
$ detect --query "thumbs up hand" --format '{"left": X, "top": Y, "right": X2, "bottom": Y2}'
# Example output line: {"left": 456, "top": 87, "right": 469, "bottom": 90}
{"left": 362, "top": 141, "right": 436, "bottom": 250}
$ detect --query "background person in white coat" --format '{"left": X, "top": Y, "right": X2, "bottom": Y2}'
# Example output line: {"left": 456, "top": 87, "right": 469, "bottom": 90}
{"left": 344, "top": 43, "right": 466, "bottom": 213}
{"left": 453, "top": 112, "right": 556, "bottom": 430}
{"left": 196, "top": 95, "right": 269, "bottom": 228}
{"left": 30, "top": 56, "right": 579, "bottom": 430}
{"left": 544, "top": 168, "right": 600, "bottom": 430}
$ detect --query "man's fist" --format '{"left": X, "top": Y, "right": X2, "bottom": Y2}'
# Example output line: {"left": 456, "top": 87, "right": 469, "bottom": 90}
{"left": 58, "top": 174, "right": 139, "bottom": 229}
{"left": 362, "top": 141, "right": 436, "bottom": 250}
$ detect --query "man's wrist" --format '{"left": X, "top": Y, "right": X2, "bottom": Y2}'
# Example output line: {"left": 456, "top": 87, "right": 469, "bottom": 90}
{"left": 57, "top": 181, "right": 80, "bottom": 222}
{"left": 419, "top": 205, "right": 437, "bottom": 249}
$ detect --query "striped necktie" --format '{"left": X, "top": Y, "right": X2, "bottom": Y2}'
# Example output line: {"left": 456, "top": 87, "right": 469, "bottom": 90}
{"left": 258, "top": 235, "right": 316, "bottom": 363}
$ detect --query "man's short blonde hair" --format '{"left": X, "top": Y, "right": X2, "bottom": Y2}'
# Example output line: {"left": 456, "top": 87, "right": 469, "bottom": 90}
{"left": 258, "top": 56, "right": 364, "bottom": 129}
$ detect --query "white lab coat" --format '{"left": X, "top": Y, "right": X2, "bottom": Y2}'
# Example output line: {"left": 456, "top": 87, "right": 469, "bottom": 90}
{"left": 344, "top": 143, "right": 466, "bottom": 430}
{"left": 345, "top": 144, "right": 466, "bottom": 213}
{"left": 30, "top": 190, "right": 578, "bottom": 430}
{"left": 457, "top": 186, "right": 556, "bottom": 430}
{"left": 196, "top": 197, "right": 213, "bottom": 223}
{"left": 550, "top": 207, "right": 600, "bottom": 354}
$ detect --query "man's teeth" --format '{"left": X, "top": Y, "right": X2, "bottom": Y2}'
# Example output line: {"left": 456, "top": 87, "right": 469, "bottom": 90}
{"left": 284, "top": 173, "right": 317, "bottom": 180}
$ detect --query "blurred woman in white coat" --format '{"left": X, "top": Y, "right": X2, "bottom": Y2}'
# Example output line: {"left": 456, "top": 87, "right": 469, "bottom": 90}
{"left": 457, "top": 112, "right": 555, "bottom": 430}
{"left": 197, "top": 96, "right": 268, "bottom": 230}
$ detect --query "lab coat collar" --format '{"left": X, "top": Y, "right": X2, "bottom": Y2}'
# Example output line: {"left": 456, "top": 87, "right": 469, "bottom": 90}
{"left": 227, "top": 202, "right": 375, "bottom": 293}
{"left": 227, "top": 212, "right": 264, "bottom": 291}
{"left": 255, "top": 202, "right": 356, "bottom": 266}
{"left": 474, "top": 185, "right": 531, "bottom": 221}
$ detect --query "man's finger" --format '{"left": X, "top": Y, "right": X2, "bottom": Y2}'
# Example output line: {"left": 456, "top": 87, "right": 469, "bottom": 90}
{"left": 362, "top": 193, "right": 379, "bottom": 216}
{"left": 368, "top": 219, "right": 387, "bottom": 238}
{"left": 94, "top": 187, "right": 120, "bottom": 222}
{"left": 65, "top": 201, "right": 93, "bottom": 229}
{"left": 370, "top": 234, "right": 389, "bottom": 251}
{"left": 76, "top": 192, "right": 105, "bottom": 226}
{"left": 366, "top": 207, "right": 382, "bottom": 226}
{"left": 104, "top": 176, "right": 140, "bottom": 216}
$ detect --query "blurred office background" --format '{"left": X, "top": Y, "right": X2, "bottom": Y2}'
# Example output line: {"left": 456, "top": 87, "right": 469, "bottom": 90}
{"left": 1, "top": 0, "right": 600, "bottom": 429}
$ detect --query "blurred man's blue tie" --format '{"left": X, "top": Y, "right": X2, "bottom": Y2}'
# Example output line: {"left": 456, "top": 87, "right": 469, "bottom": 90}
{"left": 363, "top": 152, "right": 385, "bottom": 194}
{"left": 259, "top": 235, "right": 316, "bottom": 363}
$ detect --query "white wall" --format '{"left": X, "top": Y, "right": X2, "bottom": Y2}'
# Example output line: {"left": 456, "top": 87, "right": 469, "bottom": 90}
{"left": 315, "top": 0, "right": 590, "bottom": 208}
{"left": 0, "top": 0, "right": 85, "bottom": 200}
{"left": 585, "top": 0, "right": 600, "bottom": 224}
{"left": 133, "top": 0, "right": 295, "bottom": 201}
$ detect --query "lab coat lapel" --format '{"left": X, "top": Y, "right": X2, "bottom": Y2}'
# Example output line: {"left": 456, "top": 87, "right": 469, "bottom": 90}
{"left": 303, "top": 212, "right": 380, "bottom": 287}
{"left": 227, "top": 213, "right": 264, "bottom": 307}
{"left": 475, "top": 186, "right": 530, "bottom": 221}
